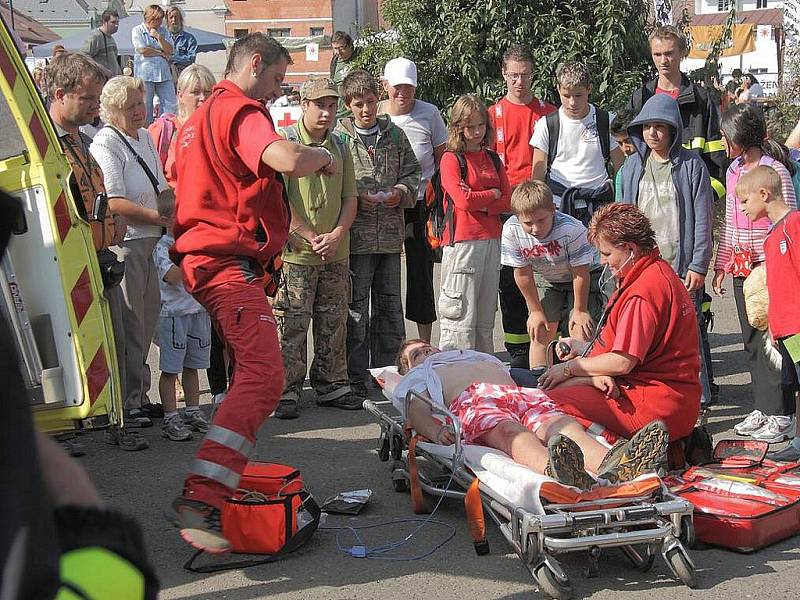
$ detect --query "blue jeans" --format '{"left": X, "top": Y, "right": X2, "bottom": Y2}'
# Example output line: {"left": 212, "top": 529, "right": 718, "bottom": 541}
{"left": 347, "top": 253, "right": 405, "bottom": 386}
{"left": 143, "top": 79, "right": 177, "bottom": 125}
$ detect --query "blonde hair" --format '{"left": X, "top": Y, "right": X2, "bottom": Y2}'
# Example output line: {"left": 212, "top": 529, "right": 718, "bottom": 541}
{"left": 735, "top": 165, "right": 783, "bottom": 200}
{"left": 446, "top": 94, "right": 493, "bottom": 153}
{"left": 165, "top": 5, "right": 183, "bottom": 27}
{"left": 177, "top": 64, "right": 216, "bottom": 94}
{"left": 143, "top": 4, "right": 165, "bottom": 23}
{"left": 555, "top": 62, "right": 591, "bottom": 90}
{"left": 99, "top": 75, "right": 145, "bottom": 125}
{"left": 511, "top": 180, "right": 555, "bottom": 215}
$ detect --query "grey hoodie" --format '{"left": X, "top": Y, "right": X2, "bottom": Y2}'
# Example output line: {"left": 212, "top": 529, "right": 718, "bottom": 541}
{"left": 619, "top": 93, "right": 713, "bottom": 277}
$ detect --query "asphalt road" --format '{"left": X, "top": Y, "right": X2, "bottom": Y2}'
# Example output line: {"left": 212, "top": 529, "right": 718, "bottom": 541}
{"left": 74, "top": 268, "right": 800, "bottom": 600}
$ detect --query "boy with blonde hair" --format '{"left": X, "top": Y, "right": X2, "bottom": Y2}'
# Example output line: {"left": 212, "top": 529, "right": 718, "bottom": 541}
{"left": 737, "top": 166, "right": 800, "bottom": 460}
{"left": 501, "top": 180, "right": 603, "bottom": 369}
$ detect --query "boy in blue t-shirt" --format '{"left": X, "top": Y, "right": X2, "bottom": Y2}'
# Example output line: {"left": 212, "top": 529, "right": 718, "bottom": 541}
{"left": 153, "top": 191, "right": 211, "bottom": 441}
{"left": 501, "top": 180, "right": 603, "bottom": 369}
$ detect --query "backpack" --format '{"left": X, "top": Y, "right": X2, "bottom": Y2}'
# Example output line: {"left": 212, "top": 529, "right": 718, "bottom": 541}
{"left": 423, "top": 149, "right": 504, "bottom": 261}
{"left": 280, "top": 124, "right": 347, "bottom": 156}
{"left": 545, "top": 108, "right": 611, "bottom": 173}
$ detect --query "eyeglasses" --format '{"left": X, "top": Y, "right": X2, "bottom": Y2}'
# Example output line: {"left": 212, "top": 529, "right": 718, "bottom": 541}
{"left": 505, "top": 72, "right": 533, "bottom": 82}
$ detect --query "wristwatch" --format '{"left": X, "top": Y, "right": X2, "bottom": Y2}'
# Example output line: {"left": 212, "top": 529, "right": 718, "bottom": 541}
{"left": 319, "top": 146, "right": 334, "bottom": 169}
{"left": 562, "top": 360, "right": 573, "bottom": 378}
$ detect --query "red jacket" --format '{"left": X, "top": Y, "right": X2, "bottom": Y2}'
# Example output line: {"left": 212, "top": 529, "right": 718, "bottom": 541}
{"left": 172, "top": 80, "right": 288, "bottom": 279}
{"left": 592, "top": 250, "right": 701, "bottom": 440}
{"left": 439, "top": 149, "right": 511, "bottom": 244}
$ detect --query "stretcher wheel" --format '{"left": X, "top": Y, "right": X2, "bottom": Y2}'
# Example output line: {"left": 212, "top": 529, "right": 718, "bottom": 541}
{"left": 666, "top": 546, "right": 697, "bottom": 589}
{"left": 391, "top": 460, "right": 409, "bottom": 492}
{"left": 534, "top": 562, "right": 572, "bottom": 600}
{"left": 679, "top": 515, "right": 696, "bottom": 548}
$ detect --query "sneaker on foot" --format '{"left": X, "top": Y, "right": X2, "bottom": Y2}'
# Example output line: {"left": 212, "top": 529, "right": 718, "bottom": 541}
{"left": 126, "top": 408, "right": 153, "bottom": 428}
{"left": 597, "top": 438, "right": 627, "bottom": 476}
{"left": 546, "top": 434, "right": 596, "bottom": 491}
{"left": 319, "top": 392, "right": 364, "bottom": 411}
{"left": 173, "top": 497, "right": 231, "bottom": 554}
{"left": 600, "top": 420, "right": 668, "bottom": 484}
{"left": 734, "top": 410, "right": 768, "bottom": 436}
{"left": 751, "top": 415, "right": 795, "bottom": 443}
{"left": 768, "top": 443, "right": 800, "bottom": 462}
{"left": 140, "top": 403, "right": 164, "bottom": 419}
{"left": 274, "top": 396, "right": 300, "bottom": 420}
{"left": 162, "top": 416, "right": 193, "bottom": 441}
{"left": 183, "top": 409, "right": 209, "bottom": 433}
{"left": 104, "top": 427, "right": 149, "bottom": 451}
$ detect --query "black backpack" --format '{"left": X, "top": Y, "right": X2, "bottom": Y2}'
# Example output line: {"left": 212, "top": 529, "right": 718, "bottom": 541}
{"left": 424, "top": 149, "right": 504, "bottom": 261}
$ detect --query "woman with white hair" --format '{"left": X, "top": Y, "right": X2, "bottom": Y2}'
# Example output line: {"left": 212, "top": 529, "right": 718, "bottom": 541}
{"left": 148, "top": 64, "right": 216, "bottom": 185}
{"left": 90, "top": 75, "right": 170, "bottom": 429}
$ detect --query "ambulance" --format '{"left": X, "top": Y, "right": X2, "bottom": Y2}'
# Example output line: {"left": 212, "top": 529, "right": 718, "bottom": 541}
{"left": 0, "top": 15, "right": 124, "bottom": 435}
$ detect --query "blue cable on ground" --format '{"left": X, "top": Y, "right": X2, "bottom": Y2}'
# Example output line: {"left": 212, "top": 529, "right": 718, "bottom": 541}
{"left": 319, "top": 455, "right": 460, "bottom": 561}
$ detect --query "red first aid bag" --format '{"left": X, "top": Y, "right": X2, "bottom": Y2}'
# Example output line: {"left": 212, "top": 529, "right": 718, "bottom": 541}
{"left": 185, "top": 462, "right": 320, "bottom": 572}
{"left": 666, "top": 440, "right": 800, "bottom": 552}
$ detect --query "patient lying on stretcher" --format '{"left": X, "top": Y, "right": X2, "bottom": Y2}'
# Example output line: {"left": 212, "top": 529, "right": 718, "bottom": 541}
{"left": 393, "top": 339, "right": 668, "bottom": 491}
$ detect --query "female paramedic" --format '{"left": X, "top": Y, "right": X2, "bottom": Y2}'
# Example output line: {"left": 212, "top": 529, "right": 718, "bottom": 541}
{"left": 538, "top": 203, "right": 701, "bottom": 442}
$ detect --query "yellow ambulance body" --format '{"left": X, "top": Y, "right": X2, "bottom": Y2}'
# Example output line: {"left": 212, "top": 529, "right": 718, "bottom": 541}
{"left": 0, "top": 16, "right": 122, "bottom": 433}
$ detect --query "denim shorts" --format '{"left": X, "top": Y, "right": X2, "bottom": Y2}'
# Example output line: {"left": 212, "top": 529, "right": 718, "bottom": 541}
{"left": 158, "top": 312, "right": 212, "bottom": 374}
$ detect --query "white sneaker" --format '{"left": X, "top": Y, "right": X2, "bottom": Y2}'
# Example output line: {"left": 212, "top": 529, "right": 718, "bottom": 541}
{"left": 734, "top": 410, "right": 767, "bottom": 436}
{"left": 751, "top": 415, "right": 795, "bottom": 443}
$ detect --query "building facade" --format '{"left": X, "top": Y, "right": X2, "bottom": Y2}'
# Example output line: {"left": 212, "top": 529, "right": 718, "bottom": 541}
{"left": 677, "top": 0, "right": 790, "bottom": 94}
{"left": 223, "top": 0, "right": 382, "bottom": 86}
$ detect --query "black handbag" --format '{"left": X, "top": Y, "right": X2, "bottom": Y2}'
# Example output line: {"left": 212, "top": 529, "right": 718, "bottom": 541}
{"left": 97, "top": 247, "right": 124, "bottom": 289}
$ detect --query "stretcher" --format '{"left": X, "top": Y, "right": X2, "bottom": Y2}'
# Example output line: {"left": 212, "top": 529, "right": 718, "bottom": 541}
{"left": 364, "top": 368, "right": 697, "bottom": 599}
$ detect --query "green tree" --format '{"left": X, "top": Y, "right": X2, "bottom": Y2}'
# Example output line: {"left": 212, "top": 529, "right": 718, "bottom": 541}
{"left": 355, "top": 0, "right": 653, "bottom": 111}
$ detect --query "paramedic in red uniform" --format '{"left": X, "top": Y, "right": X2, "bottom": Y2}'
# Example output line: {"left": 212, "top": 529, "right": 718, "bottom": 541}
{"left": 170, "top": 33, "right": 339, "bottom": 553}
{"left": 537, "top": 203, "right": 701, "bottom": 442}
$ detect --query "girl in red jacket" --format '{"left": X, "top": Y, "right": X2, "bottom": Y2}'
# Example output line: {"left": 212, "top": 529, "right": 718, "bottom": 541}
{"left": 438, "top": 94, "right": 511, "bottom": 351}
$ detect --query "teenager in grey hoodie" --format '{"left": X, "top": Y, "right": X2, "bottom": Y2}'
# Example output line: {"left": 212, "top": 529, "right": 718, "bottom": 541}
{"left": 620, "top": 93, "right": 714, "bottom": 408}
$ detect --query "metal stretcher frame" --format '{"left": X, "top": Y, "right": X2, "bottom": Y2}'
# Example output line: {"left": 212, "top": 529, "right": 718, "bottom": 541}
{"left": 364, "top": 391, "right": 698, "bottom": 599}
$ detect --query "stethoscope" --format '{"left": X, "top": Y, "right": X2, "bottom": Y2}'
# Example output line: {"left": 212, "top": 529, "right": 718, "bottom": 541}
{"left": 546, "top": 250, "right": 635, "bottom": 366}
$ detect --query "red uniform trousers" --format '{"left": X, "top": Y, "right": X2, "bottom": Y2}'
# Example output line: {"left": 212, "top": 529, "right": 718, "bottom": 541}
{"left": 182, "top": 264, "right": 283, "bottom": 510}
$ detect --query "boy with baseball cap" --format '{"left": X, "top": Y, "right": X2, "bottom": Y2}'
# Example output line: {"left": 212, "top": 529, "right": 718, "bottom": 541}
{"left": 273, "top": 76, "right": 361, "bottom": 418}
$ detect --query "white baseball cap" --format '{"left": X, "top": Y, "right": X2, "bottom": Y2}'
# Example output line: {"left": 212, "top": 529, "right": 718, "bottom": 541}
{"left": 383, "top": 57, "right": 418, "bottom": 87}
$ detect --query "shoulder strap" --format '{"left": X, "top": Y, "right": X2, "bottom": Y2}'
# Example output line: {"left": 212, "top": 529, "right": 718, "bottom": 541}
{"left": 597, "top": 109, "right": 611, "bottom": 163}
{"left": 107, "top": 126, "right": 161, "bottom": 195}
{"left": 546, "top": 111, "right": 560, "bottom": 171}
{"left": 493, "top": 101, "right": 506, "bottom": 164}
{"left": 485, "top": 148, "right": 503, "bottom": 175}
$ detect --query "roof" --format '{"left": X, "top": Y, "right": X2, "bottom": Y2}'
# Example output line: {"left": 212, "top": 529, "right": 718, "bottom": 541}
{"left": 11, "top": 0, "right": 91, "bottom": 25}
{"left": 690, "top": 8, "right": 784, "bottom": 27}
{"left": 0, "top": 1, "right": 58, "bottom": 44}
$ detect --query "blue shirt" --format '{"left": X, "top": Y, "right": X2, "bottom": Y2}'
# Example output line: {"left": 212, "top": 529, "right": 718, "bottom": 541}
{"left": 132, "top": 23, "right": 174, "bottom": 83}
{"left": 171, "top": 29, "right": 197, "bottom": 70}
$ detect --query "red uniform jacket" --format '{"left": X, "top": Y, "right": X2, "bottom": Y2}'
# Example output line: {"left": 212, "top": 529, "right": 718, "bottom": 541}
{"left": 171, "top": 80, "right": 288, "bottom": 290}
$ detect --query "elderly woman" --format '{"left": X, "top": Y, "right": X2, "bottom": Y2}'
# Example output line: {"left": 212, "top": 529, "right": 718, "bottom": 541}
{"left": 148, "top": 64, "right": 215, "bottom": 185}
{"left": 90, "top": 76, "right": 170, "bottom": 427}
{"left": 538, "top": 203, "right": 702, "bottom": 442}
{"left": 132, "top": 4, "right": 176, "bottom": 124}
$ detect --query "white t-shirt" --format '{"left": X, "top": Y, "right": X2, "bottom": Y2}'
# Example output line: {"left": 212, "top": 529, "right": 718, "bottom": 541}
{"left": 530, "top": 104, "right": 618, "bottom": 208}
{"left": 501, "top": 212, "right": 596, "bottom": 283}
{"left": 382, "top": 99, "right": 448, "bottom": 200}
{"left": 90, "top": 126, "right": 169, "bottom": 240}
{"left": 153, "top": 234, "right": 205, "bottom": 317}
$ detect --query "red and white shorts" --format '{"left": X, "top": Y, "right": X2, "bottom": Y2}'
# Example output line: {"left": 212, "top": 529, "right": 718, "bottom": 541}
{"left": 449, "top": 382, "right": 565, "bottom": 444}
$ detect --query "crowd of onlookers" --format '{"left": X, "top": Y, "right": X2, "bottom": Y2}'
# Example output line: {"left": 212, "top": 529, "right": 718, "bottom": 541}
{"left": 33, "top": 18, "right": 800, "bottom": 464}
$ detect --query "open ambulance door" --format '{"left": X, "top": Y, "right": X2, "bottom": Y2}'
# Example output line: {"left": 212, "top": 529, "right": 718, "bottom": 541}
{"left": 0, "top": 15, "right": 122, "bottom": 433}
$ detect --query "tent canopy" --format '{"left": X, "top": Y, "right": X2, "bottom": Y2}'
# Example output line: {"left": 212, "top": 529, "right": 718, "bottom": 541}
{"left": 31, "top": 14, "right": 230, "bottom": 57}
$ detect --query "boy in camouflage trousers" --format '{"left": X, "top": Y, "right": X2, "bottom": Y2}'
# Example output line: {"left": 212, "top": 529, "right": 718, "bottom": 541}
{"left": 334, "top": 70, "right": 421, "bottom": 398}
{"left": 272, "top": 77, "right": 360, "bottom": 419}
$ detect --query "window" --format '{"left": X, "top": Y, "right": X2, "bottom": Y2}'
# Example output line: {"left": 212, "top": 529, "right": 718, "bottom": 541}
{"left": 756, "top": 0, "right": 767, "bottom": 7}
{"left": 310, "top": 27, "right": 324, "bottom": 36}
{"left": 234, "top": 28, "right": 248, "bottom": 39}
{"left": 0, "top": 94, "right": 26, "bottom": 162}
{"left": 268, "top": 28, "right": 292, "bottom": 37}
{"left": 717, "top": 0, "right": 729, "bottom": 11}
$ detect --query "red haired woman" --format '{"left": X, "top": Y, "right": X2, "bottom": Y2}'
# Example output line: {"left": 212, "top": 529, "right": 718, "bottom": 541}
{"left": 538, "top": 203, "right": 701, "bottom": 442}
